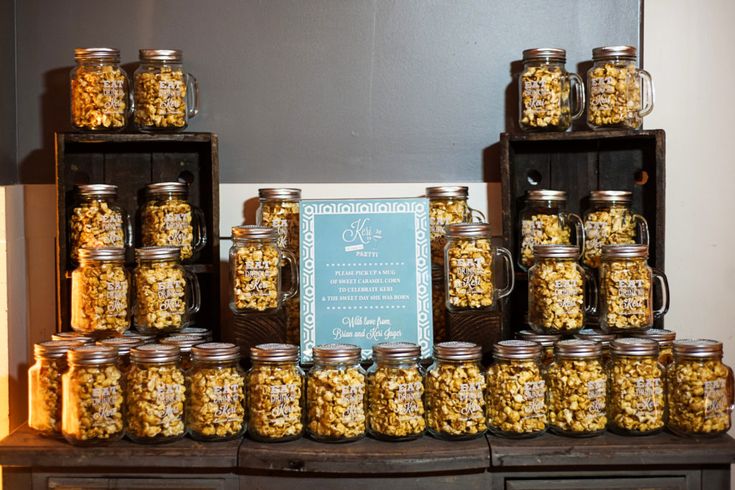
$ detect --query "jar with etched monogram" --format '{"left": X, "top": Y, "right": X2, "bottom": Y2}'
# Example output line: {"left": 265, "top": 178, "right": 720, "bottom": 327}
{"left": 518, "top": 190, "right": 584, "bottom": 271}
{"left": 247, "top": 343, "right": 305, "bottom": 442}
{"left": 516, "top": 330, "right": 561, "bottom": 367}
{"left": 582, "top": 191, "right": 649, "bottom": 269}
{"left": 587, "top": 46, "right": 654, "bottom": 130}
{"left": 306, "top": 344, "right": 366, "bottom": 442}
{"left": 140, "top": 182, "right": 207, "bottom": 262}
{"left": 367, "top": 342, "right": 426, "bottom": 441}
{"left": 631, "top": 328, "right": 676, "bottom": 366}
{"left": 599, "top": 245, "right": 669, "bottom": 333}
{"left": 69, "top": 184, "right": 129, "bottom": 264}
{"left": 444, "top": 223, "right": 514, "bottom": 311}
{"left": 426, "top": 342, "right": 486, "bottom": 440}
{"left": 519, "top": 48, "right": 585, "bottom": 131}
{"left": 426, "top": 186, "right": 485, "bottom": 268}
{"left": 487, "top": 340, "right": 547, "bottom": 438}
{"left": 61, "top": 345, "right": 125, "bottom": 445}
{"left": 668, "top": 339, "right": 733, "bottom": 437}
{"left": 609, "top": 338, "right": 665, "bottom": 435}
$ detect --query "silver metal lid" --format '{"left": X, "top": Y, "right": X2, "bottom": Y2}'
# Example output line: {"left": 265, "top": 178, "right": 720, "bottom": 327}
{"left": 77, "top": 247, "right": 126, "bottom": 261}
{"left": 135, "top": 246, "right": 181, "bottom": 262}
{"left": 425, "top": 186, "right": 469, "bottom": 199}
{"left": 593, "top": 45, "right": 637, "bottom": 61}
{"left": 373, "top": 342, "right": 421, "bottom": 361}
{"left": 139, "top": 49, "right": 183, "bottom": 62}
{"left": 191, "top": 342, "right": 240, "bottom": 362}
{"left": 575, "top": 328, "right": 616, "bottom": 346}
{"left": 52, "top": 332, "right": 94, "bottom": 344}
{"left": 445, "top": 223, "right": 492, "bottom": 238}
{"left": 533, "top": 244, "right": 579, "bottom": 259}
{"left": 601, "top": 244, "right": 649, "bottom": 260}
{"left": 493, "top": 340, "right": 542, "bottom": 360}
{"left": 35, "top": 340, "right": 83, "bottom": 359}
{"left": 232, "top": 225, "right": 277, "bottom": 240}
{"left": 517, "top": 330, "right": 561, "bottom": 348}
{"left": 123, "top": 331, "right": 157, "bottom": 343}
{"left": 250, "top": 343, "right": 300, "bottom": 362}
{"left": 160, "top": 334, "right": 206, "bottom": 353}
{"left": 130, "top": 344, "right": 180, "bottom": 363}
{"left": 98, "top": 337, "right": 143, "bottom": 356}
{"left": 180, "top": 327, "right": 212, "bottom": 340}
{"left": 522, "top": 48, "right": 566, "bottom": 63}
{"left": 631, "top": 329, "right": 676, "bottom": 347}
{"left": 146, "top": 182, "right": 189, "bottom": 195}
{"left": 555, "top": 339, "right": 601, "bottom": 358}
{"left": 68, "top": 345, "right": 118, "bottom": 365}
{"left": 434, "top": 341, "right": 482, "bottom": 361}
{"left": 258, "top": 188, "right": 302, "bottom": 200}
{"left": 611, "top": 337, "right": 659, "bottom": 356}
{"left": 526, "top": 189, "right": 567, "bottom": 202}
{"left": 589, "top": 190, "right": 633, "bottom": 203}
{"left": 312, "top": 343, "right": 362, "bottom": 363}
{"left": 673, "top": 339, "right": 723, "bottom": 358}
{"left": 74, "top": 48, "right": 120, "bottom": 62}
{"left": 77, "top": 184, "right": 118, "bottom": 197}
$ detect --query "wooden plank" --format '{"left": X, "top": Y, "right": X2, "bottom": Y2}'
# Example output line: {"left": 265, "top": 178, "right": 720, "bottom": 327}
{"left": 238, "top": 473, "right": 490, "bottom": 490}
{"left": 232, "top": 309, "right": 287, "bottom": 358}
{"left": 506, "top": 476, "right": 688, "bottom": 490}
{"left": 446, "top": 310, "right": 502, "bottom": 356}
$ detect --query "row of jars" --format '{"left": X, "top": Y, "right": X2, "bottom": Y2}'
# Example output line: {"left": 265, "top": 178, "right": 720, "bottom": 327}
{"left": 518, "top": 45, "right": 654, "bottom": 132}
{"left": 71, "top": 48, "right": 199, "bottom": 132}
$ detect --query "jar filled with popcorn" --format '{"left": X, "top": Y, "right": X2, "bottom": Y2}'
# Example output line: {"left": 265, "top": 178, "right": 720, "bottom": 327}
{"left": 599, "top": 245, "right": 669, "bottom": 334}
{"left": 61, "top": 345, "right": 125, "bottom": 445}
{"left": 519, "top": 48, "right": 585, "bottom": 132}
{"left": 518, "top": 190, "right": 584, "bottom": 271}
{"left": 160, "top": 334, "right": 206, "bottom": 371}
{"left": 187, "top": 343, "right": 247, "bottom": 441}
{"left": 426, "top": 341, "right": 486, "bottom": 440}
{"left": 133, "top": 246, "right": 201, "bottom": 335}
{"left": 547, "top": 339, "right": 607, "bottom": 437}
{"left": 582, "top": 191, "right": 649, "bottom": 269}
{"left": 69, "top": 184, "right": 129, "bottom": 264}
{"left": 306, "top": 344, "right": 366, "bottom": 442}
{"left": 668, "top": 339, "right": 733, "bottom": 437}
{"left": 229, "top": 226, "right": 298, "bottom": 314}
{"left": 609, "top": 338, "right": 665, "bottom": 435}
{"left": 71, "top": 248, "right": 130, "bottom": 339}
{"left": 28, "top": 340, "right": 83, "bottom": 436}
{"left": 247, "top": 343, "right": 305, "bottom": 442}
{"left": 587, "top": 45, "right": 654, "bottom": 130}
{"left": 70, "top": 48, "right": 130, "bottom": 131}
{"left": 487, "top": 340, "right": 547, "bottom": 438}
{"left": 97, "top": 336, "right": 143, "bottom": 372}
{"left": 631, "top": 328, "right": 676, "bottom": 366}
{"left": 140, "top": 182, "right": 207, "bottom": 262}
{"left": 528, "top": 245, "right": 596, "bottom": 335}
{"left": 516, "top": 330, "right": 561, "bottom": 367}
{"left": 444, "top": 223, "right": 514, "bottom": 311}
{"left": 134, "top": 49, "right": 199, "bottom": 131}
{"left": 575, "top": 328, "right": 616, "bottom": 366}
{"left": 367, "top": 342, "right": 426, "bottom": 441}
{"left": 126, "top": 344, "right": 186, "bottom": 443}
{"left": 426, "top": 186, "right": 485, "bottom": 268}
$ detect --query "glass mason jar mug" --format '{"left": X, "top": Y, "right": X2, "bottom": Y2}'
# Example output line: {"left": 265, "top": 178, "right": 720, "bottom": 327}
{"left": 70, "top": 48, "right": 130, "bottom": 131}
{"left": 519, "top": 48, "right": 585, "bottom": 132}
{"left": 367, "top": 342, "right": 426, "bottom": 441}
{"left": 668, "top": 339, "right": 734, "bottom": 437}
{"left": 69, "top": 184, "right": 130, "bottom": 264}
{"left": 134, "top": 49, "right": 199, "bottom": 131}
{"left": 140, "top": 182, "right": 207, "bottom": 262}
{"left": 426, "top": 186, "right": 485, "bottom": 268}
{"left": 519, "top": 190, "right": 585, "bottom": 270}
{"left": 528, "top": 245, "right": 597, "bottom": 335}
{"left": 599, "top": 244, "right": 669, "bottom": 334}
{"left": 444, "top": 223, "right": 514, "bottom": 311}
{"left": 587, "top": 45, "right": 654, "bottom": 130}
{"left": 133, "top": 246, "right": 201, "bottom": 335}
{"left": 247, "top": 343, "right": 305, "bottom": 442}
{"left": 71, "top": 248, "right": 130, "bottom": 339}
{"left": 582, "top": 190, "right": 649, "bottom": 269}
{"left": 229, "top": 226, "right": 298, "bottom": 313}
{"left": 486, "top": 340, "right": 547, "bottom": 438}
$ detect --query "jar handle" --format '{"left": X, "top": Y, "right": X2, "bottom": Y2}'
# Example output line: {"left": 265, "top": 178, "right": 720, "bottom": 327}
{"left": 651, "top": 268, "right": 670, "bottom": 318}
{"left": 124, "top": 211, "right": 133, "bottom": 249}
{"left": 639, "top": 69, "right": 655, "bottom": 117}
{"left": 184, "top": 268, "right": 201, "bottom": 315}
{"left": 583, "top": 265, "right": 598, "bottom": 315}
{"left": 186, "top": 73, "right": 200, "bottom": 119}
{"left": 634, "top": 214, "right": 649, "bottom": 246}
{"left": 569, "top": 72, "right": 586, "bottom": 121}
{"left": 727, "top": 365, "right": 735, "bottom": 414}
{"left": 564, "top": 212, "right": 586, "bottom": 258}
{"left": 191, "top": 206, "right": 208, "bottom": 257}
{"left": 280, "top": 249, "right": 299, "bottom": 302}
{"left": 495, "top": 246, "right": 515, "bottom": 299}
{"left": 468, "top": 206, "right": 486, "bottom": 223}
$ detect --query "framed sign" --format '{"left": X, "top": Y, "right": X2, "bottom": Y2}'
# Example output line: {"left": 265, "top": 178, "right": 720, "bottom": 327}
{"left": 300, "top": 198, "right": 433, "bottom": 362}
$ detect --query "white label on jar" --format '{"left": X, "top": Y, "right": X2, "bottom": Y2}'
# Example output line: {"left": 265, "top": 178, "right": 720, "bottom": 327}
{"left": 267, "top": 383, "right": 300, "bottom": 421}
{"left": 453, "top": 257, "right": 488, "bottom": 295}
{"left": 458, "top": 381, "right": 484, "bottom": 416}
{"left": 158, "top": 79, "right": 184, "bottom": 115}
{"left": 585, "top": 220, "right": 610, "bottom": 251}
{"left": 105, "top": 281, "right": 127, "bottom": 314}
{"left": 101, "top": 79, "right": 125, "bottom": 114}
{"left": 156, "top": 279, "right": 186, "bottom": 312}
{"left": 552, "top": 278, "right": 582, "bottom": 311}
{"left": 340, "top": 383, "right": 365, "bottom": 423}
{"left": 704, "top": 378, "right": 728, "bottom": 420}
{"left": 633, "top": 377, "right": 663, "bottom": 416}
{"left": 588, "top": 379, "right": 607, "bottom": 415}
{"left": 523, "top": 380, "right": 546, "bottom": 419}
{"left": 590, "top": 76, "right": 617, "bottom": 111}
{"left": 616, "top": 279, "right": 648, "bottom": 314}
{"left": 91, "top": 385, "right": 120, "bottom": 424}
{"left": 212, "top": 383, "right": 244, "bottom": 423}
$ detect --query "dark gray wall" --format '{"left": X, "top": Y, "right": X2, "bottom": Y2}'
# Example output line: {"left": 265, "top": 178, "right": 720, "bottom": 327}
{"left": 0, "top": 0, "right": 16, "bottom": 184}
{"left": 14, "top": 0, "right": 639, "bottom": 184}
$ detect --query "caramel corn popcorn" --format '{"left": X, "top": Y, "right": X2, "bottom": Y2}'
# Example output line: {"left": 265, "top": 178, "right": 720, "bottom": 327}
{"left": 126, "top": 364, "right": 186, "bottom": 440}
{"left": 62, "top": 364, "right": 124, "bottom": 443}
{"left": 307, "top": 367, "right": 366, "bottom": 441}
{"left": 588, "top": 62, "right": 642, "bottom": 129}
{"left": 547, "top": 359, "right": 607, "bottom": 434}
{"left": 71, "top": 65, "right": 127, "bottom": 130}
{"left": 446, "top": 237, "right": 494, "bottom": 309}
{"left": 426, "top": 361, "right": 486, "bottom": 437}
{"left": 232, "top": 242, "right": 280, "bottom": 311}
{"left": 70, "top": 201, "right": 125, "bottom": 262}
{"left": 187, "top": 366, "right": 246, "bottom": 440}
{"left": 520, "top": 64, "right": 569, "bottom": 130}
{"left": 486, "top": 360, "right": 546, "bottom": 436}
{"left": 134, "top": 67, "right": 187, "bottom": 129}
{"left": 528, "top": 258, "right": 584, "bottom": 333}
{"left": 520, "top": 214, "right": 571, "bottom": 269}
{"left": 368, "top": 366, "right": 425, "bottom": 439}
{"left": 248, "top": 364, "right": 304, "bottom": 441}
{"left": 141, "top": 199, "right": 195, "bottom": 260}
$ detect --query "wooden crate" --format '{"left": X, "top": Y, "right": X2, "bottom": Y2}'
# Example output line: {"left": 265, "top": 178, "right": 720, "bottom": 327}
{"left": 54, "top": 132, "right": 220, "bottom": 335}
{"left": 500, "top": 129, "right": 666, "bottom": 331}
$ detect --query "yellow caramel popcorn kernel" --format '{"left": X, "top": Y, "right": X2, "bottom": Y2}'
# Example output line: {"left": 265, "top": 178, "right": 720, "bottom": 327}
{"left": 232, "top": 243, "right": 281, "bottom": 311}
{"left": 583, "top": 206, "right": 637, "bottom": 269}
{"left": 601, "top": 258, "right": 651, "bottom": 330}
{"left": 70, "top": 201, "right": 125, "bottom": 261}
{"left": 668, "top": 359, "right": 731, "bottom": 434}
{"left": 62, "top": 365, "right": 124, "bottom": 441}
{"left": 71, "top": 262, "right": 129, "bottom": 336}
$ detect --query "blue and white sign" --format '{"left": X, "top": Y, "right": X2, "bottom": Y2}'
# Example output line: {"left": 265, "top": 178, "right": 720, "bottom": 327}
{"left": 300, "top": 198, "right": 433, "bottom": 362}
